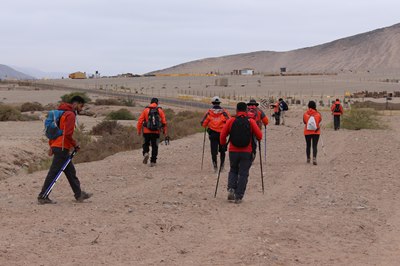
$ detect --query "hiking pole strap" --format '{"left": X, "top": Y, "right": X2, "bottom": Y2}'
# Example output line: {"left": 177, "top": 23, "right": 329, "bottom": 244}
{"left": 258, "top": 141, "right": 264, "bottom": 194}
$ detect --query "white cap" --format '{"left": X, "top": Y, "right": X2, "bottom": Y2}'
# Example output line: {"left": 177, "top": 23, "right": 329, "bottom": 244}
{"left": 211, "top": 96, "right": 221, "bottom": 104}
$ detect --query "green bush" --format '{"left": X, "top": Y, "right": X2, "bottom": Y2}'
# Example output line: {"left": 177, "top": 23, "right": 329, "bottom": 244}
{"left": 342, "top": 108, "right": 386, "bottom": 130}
{"left": 61, "top": 92, "right": 91, "bottom": 103}
{"left": 20, "top": 102, "right": 44, "bottom": 112}
{"left": 106, "top": 108, "right": 135, "bottom": 120}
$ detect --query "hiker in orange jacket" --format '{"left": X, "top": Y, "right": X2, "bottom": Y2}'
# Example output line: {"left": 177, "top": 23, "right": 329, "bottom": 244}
{"left": 137, "top": 98, "right": 168, "bottom": 167}
{"left": 220, "top": 102, "right": 262, "bottom": 203}
{"left": 247, "top": 99, "right": 269, "bottom": 128}
{"left": 201, "top": 96, "right": 231, "bottom": 172}
{"left": 38, "top": 95, "right": 92, "bottom": 204}
{"left": 270, "top": 101, "right": 280, "bottom": 125}
{"left": 331, "top": 98, "right": 344, "bottom": 130}
{"left": 303, "top": 100, "right": 322, "bottom": 165}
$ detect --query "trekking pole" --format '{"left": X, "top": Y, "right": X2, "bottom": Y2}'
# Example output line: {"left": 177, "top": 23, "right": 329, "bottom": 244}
{"left": 258, "top": 141, "right": 265, "bottom": 194}
{"left": 201, "top": 128, "right": 206, "bottom": 170}
{"left": 214, "top": 160, "right": 223, "bottom": 198}
{"left": 264, "top": 126, "right": 267, "bottom": 163}
{"left": 42, "top": 149, "right": 78, "bottom": 199}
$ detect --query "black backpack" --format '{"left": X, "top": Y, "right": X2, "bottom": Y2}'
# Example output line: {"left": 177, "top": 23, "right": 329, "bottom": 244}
{"left": 334, "top": 103, "right": 341, "bottom": 113}
{"left": 146, "top": 107, "right": 161, "bottom": 130}
{"left": 230, "top": 115, "right": 251, "bottom": 147}
{"left": 280, "top": 101, "right": 289, "bottom": 111}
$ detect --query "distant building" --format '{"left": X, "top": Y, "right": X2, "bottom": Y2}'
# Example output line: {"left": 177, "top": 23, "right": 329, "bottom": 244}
{"left": 241, "top": 68, "right": 254, "bottom": 75}
{"left": 69, "top": 72, "right": 87, "bottom": 79}
{"left": 232, "top": 68, "right": 254, "bottom": 75}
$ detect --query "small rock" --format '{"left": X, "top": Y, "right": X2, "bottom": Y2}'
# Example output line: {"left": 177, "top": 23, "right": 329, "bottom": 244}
{"left": 344, "top": 173, "right": 350, "bottom": 177}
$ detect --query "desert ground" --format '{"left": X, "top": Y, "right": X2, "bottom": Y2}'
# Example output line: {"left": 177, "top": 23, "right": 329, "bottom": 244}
{"left": 1, "top": 79, "right": 400, "bottom": 265}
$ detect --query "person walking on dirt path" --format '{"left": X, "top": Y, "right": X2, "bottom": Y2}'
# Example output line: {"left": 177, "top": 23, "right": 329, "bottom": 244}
{"left": 220, "top": 102, "right": 262, "bottom": 203}
{"left": 303, "top": 100, "right": 322, "bottom": 165}
{"left": 201, "top": 96, "right": 231, "bottom": 172}
{"left": 38, "top": 96, "right": 92, "bottom": 204}
{"left": 271, "top": 100, "right": 281, "bottom": 125}
{"left": 278, "top": 98, "right": 289, "bottom": 125}
{"left": 247, "top": 99, "right": 269, "bottom": 128}
{"left": 331, "top": 98, "right": 344, "bottom": 130}
{"left": 137, "top": 98, "right": 168, "bottom": 167}
{"left": 247, "top": 99, "right": 269, "bottom": 161}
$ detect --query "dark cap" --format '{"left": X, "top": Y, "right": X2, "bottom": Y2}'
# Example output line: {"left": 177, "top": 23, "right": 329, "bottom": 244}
{"left": 237, "top": 102, "right": 247, "bottom": 112}
{"left": 247, "top": 99, "right": 259, "bottom": 106}
{"left": 151, "top": 98, "right": 159, "bottom": 104}
{"left": 70, "top": 95, "right": 86, "bottom": 104}
{"left": 308, "top": 100, "right": 316, "bottom": 109}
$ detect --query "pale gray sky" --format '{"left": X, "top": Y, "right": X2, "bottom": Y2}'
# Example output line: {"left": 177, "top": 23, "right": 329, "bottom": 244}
{"left": 1, "top": 0, "right": 399, "bottom": 75}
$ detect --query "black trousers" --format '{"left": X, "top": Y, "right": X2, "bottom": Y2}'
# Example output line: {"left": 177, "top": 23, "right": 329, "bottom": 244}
{"left": 274, "top": 112, "right": 280, "bottom": 125}
{"left": 38, "top": 147, "right": 81, "bottom": 199}
{"left": 208, "top": 129, "right": 225, "bottom": 166}
{"left": 227, "top": 152, "right": 253, "bottom": 200}
{"left": 143, "top": 133, "right": 160, "bottom": 163}
{"left": 305, "top": 134, "right": 320, "bottom": 159}
{"left": 333, "top": 115, "right": 341, "bottom": 130}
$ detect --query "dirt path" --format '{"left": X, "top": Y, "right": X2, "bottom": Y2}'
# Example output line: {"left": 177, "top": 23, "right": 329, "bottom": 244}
{"left": 1, "top": 112, "right": 400, "bottom": 265}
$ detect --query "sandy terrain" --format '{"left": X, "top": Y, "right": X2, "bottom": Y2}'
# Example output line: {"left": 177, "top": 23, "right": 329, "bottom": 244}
{"left": 1, "top": 95, "right": 400, "bottom": 265}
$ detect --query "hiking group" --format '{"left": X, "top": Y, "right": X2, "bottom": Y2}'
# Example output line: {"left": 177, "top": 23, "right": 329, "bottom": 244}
{"left": 37, "top": 94, "right": 341, "bottom": 205}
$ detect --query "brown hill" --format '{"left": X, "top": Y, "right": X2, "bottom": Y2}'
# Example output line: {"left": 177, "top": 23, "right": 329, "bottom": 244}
{"left": 151, "top": 23, "right": 400, "bottom": 75}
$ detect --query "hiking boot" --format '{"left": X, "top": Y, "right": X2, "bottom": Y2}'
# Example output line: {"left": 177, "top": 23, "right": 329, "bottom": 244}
{"left": 76, "top": 191, "right": 92, "bottom": 202}
{"left": 307, "top": 158, "right": 311, "bottom": 164}
{"left": 150, "top": 162, "right": 156, "bottom": 167}
{"left": 313, "top": 158, "right": 317, "bottom": 165}
{"left": 212, "top": 161, "right": 218, "bottom": 173}
{"left": 143, "top": 153, "right": 149, "bottom": 164}
{"left": 38, "top": 197, "right": 57, "bottom": 205}
{"left": 234, "top": 194, "right": 242, "bottom": 204}
{"left": 227, "top": 188, "right": 235, "bottom": 201}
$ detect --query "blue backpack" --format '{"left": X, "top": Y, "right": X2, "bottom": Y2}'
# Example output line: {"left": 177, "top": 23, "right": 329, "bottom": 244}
{"left": 44, "top": 110, "right": 65, "bottom": 139}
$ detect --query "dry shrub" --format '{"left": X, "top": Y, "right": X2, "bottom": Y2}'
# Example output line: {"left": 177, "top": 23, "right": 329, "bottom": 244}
{"left": 0, "top": 104, "right": 40, "bottom": 121}
{"left": 166, "top": 110, "right": 204, "bottom": 140}
{"left": 106, "top": 108, "right": 136, "bottom": 120}
{"left": 74, "top": 124, "right": 141, "bottom": 163}
{"left": 94, "top": 98, "right": 123, "bottom": 106}
{"left": 342, "top": 108, "right": 386, "bottom": 130}
{"left": 0, "top": 104, "right": 22, "bottom": 121}
{"left": 91, "top": 120, "right": 124, "bottom": 135}
{"left": 20, "top": 102, "right": 44, "bottom": 112}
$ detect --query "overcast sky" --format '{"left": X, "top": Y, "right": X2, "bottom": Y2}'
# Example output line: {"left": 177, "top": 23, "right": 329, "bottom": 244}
{"left": 1, "top": 0, "right": 400, "bottom": 75}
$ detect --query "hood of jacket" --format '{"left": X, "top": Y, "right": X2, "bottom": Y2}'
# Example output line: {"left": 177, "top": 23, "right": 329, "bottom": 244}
{"left": 57, "top": 102, "right": 74, "bottom": 112}
{"left": 306, "top": 108, "right": 318, "bottom": 116}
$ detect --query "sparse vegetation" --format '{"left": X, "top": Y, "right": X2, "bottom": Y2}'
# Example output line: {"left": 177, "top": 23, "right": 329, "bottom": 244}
{"left": 0, "top": 104, "right": 40, "bottom": 121}
{"left": 106, "top": 108, "right": 136, "bottom": 120}
{"left": 20, "top": 102, "right": 44, "bottom": 112}
{"left": 94, "top": 97, "right": 136, "bottom": 107}
{"left": 341, "top": 108, "right": 387, "bottom": 130}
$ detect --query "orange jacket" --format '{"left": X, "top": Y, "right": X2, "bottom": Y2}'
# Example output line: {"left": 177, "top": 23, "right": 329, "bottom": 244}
{"left": 220, "top": 112, "right": 263, "bottom": 153}
{"left": 303, "top": 108, "right": 322, "bottom": 135}
{"left": 49, "top": 103, "right": 77, "bottom": 150}
{"left": 247, "top": 106, "right": 269, "bottom": 128}
{"left": 201, "top": 106, "right": 230, "bottom": 133}
{"left": 331, "top": 101, "right": 344, "bottom": 115}
{"left": 272, "top": 102, "right": 280, "bottom": 113}
{"left": 137, "top": 103, "right": 167, "bottom": 134}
